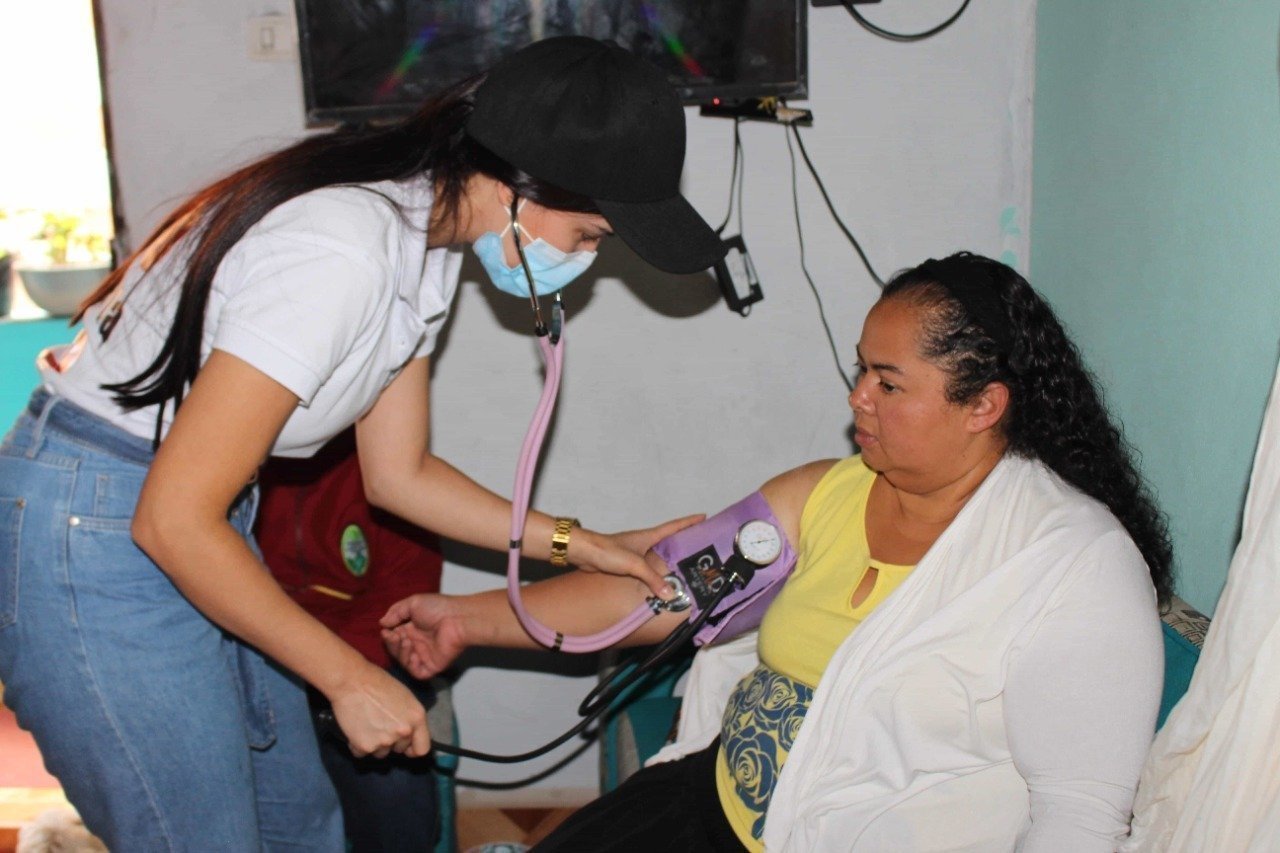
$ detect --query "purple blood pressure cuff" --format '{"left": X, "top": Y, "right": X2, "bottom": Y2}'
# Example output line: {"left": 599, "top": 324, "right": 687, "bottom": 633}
{"left": 651, "top": 491, "right": 797, "bottom": 646}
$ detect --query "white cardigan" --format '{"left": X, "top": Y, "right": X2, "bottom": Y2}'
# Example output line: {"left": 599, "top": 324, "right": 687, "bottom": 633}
{"left": 652, "top": 455, "right": 1163, "bottom": 851}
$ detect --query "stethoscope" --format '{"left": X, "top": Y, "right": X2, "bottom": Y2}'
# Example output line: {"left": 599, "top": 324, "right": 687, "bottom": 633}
{"left": 503, "top": 195, "right": 695, "bottom": 654}
{"left": 319, "top": 197, "right": 777, "bottom": 762}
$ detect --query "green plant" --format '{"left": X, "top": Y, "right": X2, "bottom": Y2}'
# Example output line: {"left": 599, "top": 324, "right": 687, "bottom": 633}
{"left": 39, "top": 213, "right": 81, "bottom": 264}
{"left": 36, "top": 212, "right": 110, "bottom": 265}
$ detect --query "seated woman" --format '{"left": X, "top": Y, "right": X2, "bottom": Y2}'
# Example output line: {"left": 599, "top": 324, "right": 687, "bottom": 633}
{"left": 381, "top": 252, "right": 1172, "bottom": 852}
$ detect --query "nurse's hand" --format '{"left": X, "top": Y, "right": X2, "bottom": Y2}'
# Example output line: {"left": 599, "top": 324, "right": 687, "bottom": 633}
{"left": 569, "top": 514, "right": 705, "bottom": 599}
{"left": 328, "top": 663, "right": 431, "bottom": 759}
{"left": 381, "top": 594, "right": 468, "bottom": 680}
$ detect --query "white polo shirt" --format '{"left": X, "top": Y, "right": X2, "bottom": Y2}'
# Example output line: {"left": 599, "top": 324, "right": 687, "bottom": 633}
{"left": 41, "top": 176, "right": 464, "bottom": 457}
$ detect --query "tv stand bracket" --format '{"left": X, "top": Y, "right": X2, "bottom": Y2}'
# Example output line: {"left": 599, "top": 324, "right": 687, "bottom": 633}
{"left": 698, "top": 98, "right": 813, "bottom": 126}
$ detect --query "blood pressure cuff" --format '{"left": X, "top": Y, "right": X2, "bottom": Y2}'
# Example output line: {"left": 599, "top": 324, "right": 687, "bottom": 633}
{"left": 651, "top": 491, "right": 797, "bottom": 646}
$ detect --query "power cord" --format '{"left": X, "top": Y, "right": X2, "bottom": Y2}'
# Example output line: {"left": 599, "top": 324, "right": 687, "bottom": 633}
{"left": 710, "top": 117, "right": 766, "bottom": 316}
{"left": 714, "top": 117, "right": 746, "bottom": 237}
{"left": 838, "top": 0, "right": 972, "bottom": 42}
{"left": 786, "top": 121, "right": 885, "bottom": 288}
{"left": 784, "top": 125, "right": 854, "bottom": 392}
{"left": 706, "top": 105, "right": 882, "bottom": 385}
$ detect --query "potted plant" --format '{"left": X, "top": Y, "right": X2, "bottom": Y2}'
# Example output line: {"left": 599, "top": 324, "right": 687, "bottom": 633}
{"left": 16, "top": 211, "right": 113, "bottom": 317}
{"left": 0, "top": 210, "right": 13, "bottom": 318}
{"left": 0, "top": 248, "right": 11, "bottom": 319}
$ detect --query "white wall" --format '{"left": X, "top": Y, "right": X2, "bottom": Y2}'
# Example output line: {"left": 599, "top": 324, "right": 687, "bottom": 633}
{"left": 100, "top": 0, "right": 1035, "bottom": 805}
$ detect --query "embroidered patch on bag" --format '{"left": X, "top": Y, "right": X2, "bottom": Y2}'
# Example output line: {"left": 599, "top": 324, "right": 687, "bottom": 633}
{"left": 340, "top": 524, "right": 369, "bottom": 577}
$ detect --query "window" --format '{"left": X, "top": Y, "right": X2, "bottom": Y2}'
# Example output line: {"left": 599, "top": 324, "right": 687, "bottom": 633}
{"left": 0, "top": 1, "right": 115, "bottom": 319}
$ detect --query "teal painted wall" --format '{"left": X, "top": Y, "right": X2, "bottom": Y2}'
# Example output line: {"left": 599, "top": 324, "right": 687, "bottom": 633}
{"left": 1032, "top": 3, "right": 1280, "bottom": 614}
{"left": 0, "top": 319, "right": 74, "bottom": 426}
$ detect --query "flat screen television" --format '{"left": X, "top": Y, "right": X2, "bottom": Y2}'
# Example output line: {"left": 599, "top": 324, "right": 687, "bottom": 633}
{"left": 295, "top": 1, "right": 808, "bottom": 126}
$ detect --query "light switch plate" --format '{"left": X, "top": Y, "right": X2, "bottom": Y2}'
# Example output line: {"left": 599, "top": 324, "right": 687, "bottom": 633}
{"left": 247, "top": 14, "right": 297, "bottom": 62}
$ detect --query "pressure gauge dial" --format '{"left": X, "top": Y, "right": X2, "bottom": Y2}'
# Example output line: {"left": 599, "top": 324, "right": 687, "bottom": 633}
{"left": 734, "top": 520, "right": 783, "bottom": 566}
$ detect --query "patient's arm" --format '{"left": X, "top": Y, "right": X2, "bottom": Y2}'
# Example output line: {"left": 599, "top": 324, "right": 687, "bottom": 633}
{"left": 380, "top": 557, "right": 686, "bottom": 678}
{"left": 380, "top": 458, "right": 838, "bottom": 679}
{"left": 1003, "top": 531, "right": 1163, "bottom": 852}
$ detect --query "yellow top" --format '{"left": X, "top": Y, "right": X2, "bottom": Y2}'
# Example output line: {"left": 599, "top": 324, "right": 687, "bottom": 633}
{"left": 716, "top": 456, "right": 914, "bottom": 851}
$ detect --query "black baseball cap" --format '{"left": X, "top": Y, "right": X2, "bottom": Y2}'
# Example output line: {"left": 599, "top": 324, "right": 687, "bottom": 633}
{"left": 467, "top": 36, "right": 726, "bottom": 274}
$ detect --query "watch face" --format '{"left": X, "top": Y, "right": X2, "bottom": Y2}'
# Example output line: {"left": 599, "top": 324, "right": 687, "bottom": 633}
{"left": 736, "top": 520, "right": 783, "bottom": 566}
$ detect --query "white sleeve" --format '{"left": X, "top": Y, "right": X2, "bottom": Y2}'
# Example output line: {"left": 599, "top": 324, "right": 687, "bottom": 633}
{"left": 1004, "top": 531, "right": 1164, "bottom": 853}
{"left": 210, "top": 194, "right": 393, "bottom": 405}
{"left": 407, "top": 246, "right": 464, "bottom": 362}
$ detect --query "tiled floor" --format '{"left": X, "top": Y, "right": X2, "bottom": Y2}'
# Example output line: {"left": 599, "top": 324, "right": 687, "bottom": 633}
{"left": 2, "top": 804, "right": 576, "bottom": 853}
{"left": 0, "top": 790, "right": 76, "bottom": 853}
{"left": 1, "top": 695, "right": 581, "bottom": 852}
{"left": 457, "top": 807, "right": 578, "bottom": 851}
{"left": 0, "top": 693, "right": 68, "bottom": 852}
{"left": 2, "top": 802, "right": 577, "bottom": 853}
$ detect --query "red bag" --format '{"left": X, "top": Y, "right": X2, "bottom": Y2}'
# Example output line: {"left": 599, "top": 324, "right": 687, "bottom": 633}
{"left": 255, "top": 430, "right": 443, "bottom": 668}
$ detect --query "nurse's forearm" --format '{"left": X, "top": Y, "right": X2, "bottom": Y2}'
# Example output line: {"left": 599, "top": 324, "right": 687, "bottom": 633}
{"left": 365, "top": 451, "right": 594, "bottom": 563}
{"left": 354, "top": 358, "right": 657, "bottom": 580}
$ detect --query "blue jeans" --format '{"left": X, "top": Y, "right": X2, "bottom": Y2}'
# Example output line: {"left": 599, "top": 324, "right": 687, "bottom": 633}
{"left": 0, "top": 389, "right": 343, "bottom": 852}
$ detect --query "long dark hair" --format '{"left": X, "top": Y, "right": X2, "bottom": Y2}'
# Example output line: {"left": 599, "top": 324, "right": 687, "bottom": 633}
{"left": 881, "top": 252, "right": 1174, "bottom": 605}
{"left": 78, "top": 73, "right": 597, "bottom": 422}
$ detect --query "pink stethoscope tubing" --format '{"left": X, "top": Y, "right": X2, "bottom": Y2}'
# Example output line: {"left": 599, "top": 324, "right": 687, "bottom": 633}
{"left": 505, "top": 311, "right": 657, "bottom": 652}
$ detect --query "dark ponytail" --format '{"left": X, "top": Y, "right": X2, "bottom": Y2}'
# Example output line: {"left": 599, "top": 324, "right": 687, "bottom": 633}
{"left": 881, "top": 252, "right": 1175, "bottom": 606}
{"left": 78, "top": 72, "right": 595, "bottom": 422}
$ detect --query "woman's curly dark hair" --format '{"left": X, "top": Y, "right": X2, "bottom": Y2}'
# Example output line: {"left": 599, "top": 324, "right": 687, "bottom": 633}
{"left": 881, "top": 252, "right": 1174, "bottom": 605}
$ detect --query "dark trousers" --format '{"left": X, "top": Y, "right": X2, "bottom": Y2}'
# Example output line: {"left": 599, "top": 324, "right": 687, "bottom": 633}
{"left": 312, "top": 665, "right": 439, "bottom": 853}
{"left": 533, "top": 739, "right": 747, "bottom": 853}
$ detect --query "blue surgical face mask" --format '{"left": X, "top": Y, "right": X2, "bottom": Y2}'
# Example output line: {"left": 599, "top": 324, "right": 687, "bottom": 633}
{"left": 472, "top": 202, "right": 598, "bottom": 298}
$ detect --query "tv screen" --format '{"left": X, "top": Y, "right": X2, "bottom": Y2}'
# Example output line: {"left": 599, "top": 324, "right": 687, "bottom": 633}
{"left": 295, "top": 1, "right": 808, "bottom": 126}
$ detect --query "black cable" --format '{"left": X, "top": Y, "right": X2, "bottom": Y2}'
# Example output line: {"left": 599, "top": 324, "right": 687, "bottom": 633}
{"left": 839, "top": 0, "right": 972, "bottom": 43}
{"left": 716, "top": 117, "right": 747, "bottom": 235}
{"left": 785, "top": 125, "right": 854, "bottom": 392}
{"left": 577, "top": 605, "right": 703, "bottom": 719}
{"left": 787, "top": 121, "right": 884, "bottom": 288}
{"left": 735, "top": 123, "right": 746, "bottom": 238}
{"left": 314, "top": 573, "right": 739, "bottom": 764}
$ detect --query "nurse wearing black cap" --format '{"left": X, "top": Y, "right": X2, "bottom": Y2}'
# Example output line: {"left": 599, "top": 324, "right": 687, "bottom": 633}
{"left": 0, "top": 37, "right": 724, "bottom": 851}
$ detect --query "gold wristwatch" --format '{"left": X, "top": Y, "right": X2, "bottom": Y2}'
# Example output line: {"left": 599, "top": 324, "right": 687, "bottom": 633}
{"left": 549, "top": 517, "right": 580, "bottom": 567}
